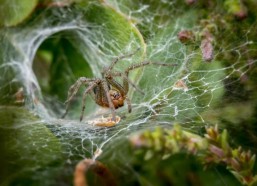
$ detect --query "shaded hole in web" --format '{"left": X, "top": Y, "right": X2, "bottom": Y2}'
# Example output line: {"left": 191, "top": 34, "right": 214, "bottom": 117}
{"left": 33, "top": 32, "right": 95, "bottom": 119}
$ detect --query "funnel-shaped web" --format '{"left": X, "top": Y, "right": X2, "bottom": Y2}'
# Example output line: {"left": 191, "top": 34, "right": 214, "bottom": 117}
{"left": 0, "top": 0, "right": 257, "bottom": 185}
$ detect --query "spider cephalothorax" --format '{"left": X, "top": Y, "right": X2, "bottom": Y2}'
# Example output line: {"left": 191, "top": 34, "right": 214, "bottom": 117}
{"left": 62, "top": 48, "right": 174, "bottom": 122}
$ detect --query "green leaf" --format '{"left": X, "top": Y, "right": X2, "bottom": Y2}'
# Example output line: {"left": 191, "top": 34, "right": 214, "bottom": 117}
{"left": 220, "top": 129, "right": 231, "bottom": 154}
{"left": 0, "top": 0, "right": 38, "bottom": 27}
{"left": 134, "top": 10, "right": 225, "bottom": 121}
{"left": 0, "top": 34, "right": 24, "bottom": 105}
{"left": 224, "top": 0, "right": 243, "bottom": 14}
{"left": 0, "top": 106, "right": 63, "bottom": 185}
{"left": 75, "top": 2, "right": 145, "bottom": 76}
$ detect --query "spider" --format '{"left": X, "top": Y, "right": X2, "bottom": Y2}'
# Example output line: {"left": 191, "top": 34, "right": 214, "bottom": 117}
{"left": 62, "top": 48, "right": 175, "bottom": 122}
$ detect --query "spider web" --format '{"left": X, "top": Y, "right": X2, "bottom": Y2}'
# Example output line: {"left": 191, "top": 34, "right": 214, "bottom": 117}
{"left": 0, "top": 0, "right": 256, "bottom": 185}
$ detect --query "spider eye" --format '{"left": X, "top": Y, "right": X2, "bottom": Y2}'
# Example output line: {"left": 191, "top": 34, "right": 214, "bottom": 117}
{"left": 113, "top": 92, "right": 120, "bottom": 98}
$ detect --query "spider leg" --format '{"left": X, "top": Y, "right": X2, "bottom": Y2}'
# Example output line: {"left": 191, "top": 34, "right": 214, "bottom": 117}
{"left": 104, "top": 47, "right": 141, "bottom": 73}
{"left": 62, "top": 77, "right": 93, "bottom": 119}
{"left": 101, "top": 80, "right": 116, "bottom": 121}
{"left": 80, "top": 82, "right": 98, "bottom": 122}
{"left": 105, "top": 75, "right": 126, "bottom": 96}
{"left": 122, "top": 75, "right": 145, "bottom": 95}
{"left": 125, "top": 97, "right": 132, "bottom": 113}
{"left": 111, "top": 72, "right": 144, "bottom": 95}
{"left": 122, "top": 61, "right": 177, "bottom": 94}
{"left": 125, "top": 61, "right": 177, "bottom": 74}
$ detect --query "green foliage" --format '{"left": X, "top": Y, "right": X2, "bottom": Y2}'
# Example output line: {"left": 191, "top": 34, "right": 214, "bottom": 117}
{"left": 0, "top": 0, "right": 257, "bottom": 185}
{"left": 130, "top": 125, "right": 257, "bottom": 185}
{"left": 0, "top": 0, "right": 38, "bottom": 27}
{"left": 0, "top": 107, "right": 63, "bottom": 185}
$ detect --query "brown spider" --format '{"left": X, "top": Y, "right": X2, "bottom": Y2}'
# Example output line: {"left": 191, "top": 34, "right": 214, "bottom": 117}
{"left": 62, "top": 48, "right": 175, "bottom": 122}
